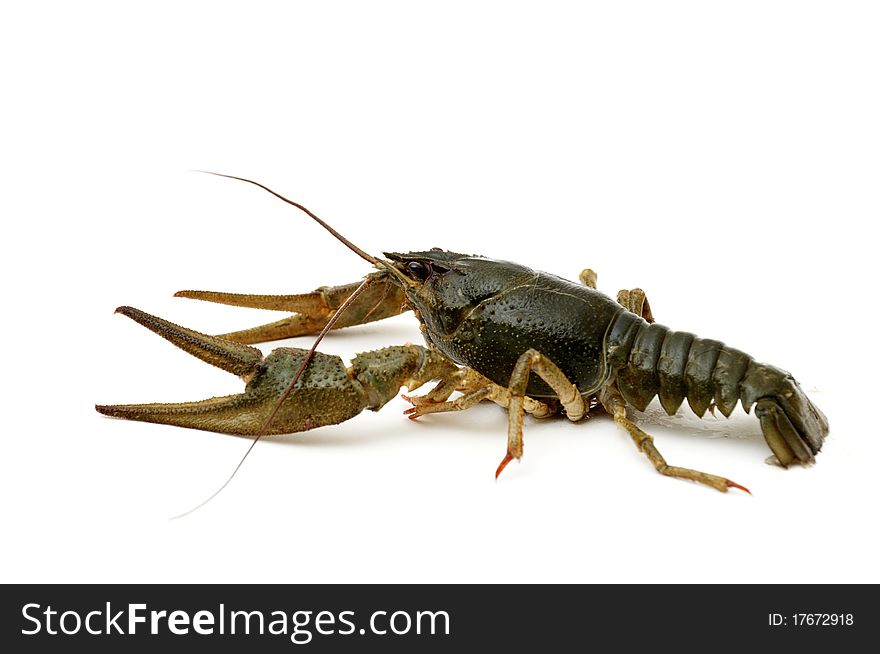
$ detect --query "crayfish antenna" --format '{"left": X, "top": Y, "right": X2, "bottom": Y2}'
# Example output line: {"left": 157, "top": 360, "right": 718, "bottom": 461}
{"left": 194, "top": 171, "right": 379, "bottom": 265}
{"left": 195, "top": 172, "right": 414, "bottom": 290}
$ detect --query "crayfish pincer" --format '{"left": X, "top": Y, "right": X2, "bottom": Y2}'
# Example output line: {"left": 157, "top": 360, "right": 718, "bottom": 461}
{"left": 97, "top": 175, "right": 829, "bottom": 494}
{"left": 96, "top": 307, "right": 456, "bottom": 435}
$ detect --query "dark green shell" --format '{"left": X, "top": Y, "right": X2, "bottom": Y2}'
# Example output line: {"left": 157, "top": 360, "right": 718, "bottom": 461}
{"left": 427, "top": 270, "right": 623, "bottom": 397}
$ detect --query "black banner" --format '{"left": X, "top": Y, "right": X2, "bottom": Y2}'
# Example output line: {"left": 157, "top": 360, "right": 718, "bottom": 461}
{"left": 2, "top": 584, "right": 874, "bottom": 651}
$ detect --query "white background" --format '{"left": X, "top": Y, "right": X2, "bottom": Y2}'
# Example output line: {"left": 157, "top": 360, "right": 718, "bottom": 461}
{"left": 2, "top": 1, "right": 878, "bottom": 583}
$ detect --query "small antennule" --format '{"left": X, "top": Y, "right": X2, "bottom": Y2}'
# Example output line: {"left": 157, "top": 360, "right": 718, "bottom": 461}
{"left": 196, "top": 171, "right": 379, "bottom": 265}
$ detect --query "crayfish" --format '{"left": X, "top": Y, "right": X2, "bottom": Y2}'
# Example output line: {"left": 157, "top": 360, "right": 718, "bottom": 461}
{"left": 97, "top": 175, "right": 829, "bottom": 495}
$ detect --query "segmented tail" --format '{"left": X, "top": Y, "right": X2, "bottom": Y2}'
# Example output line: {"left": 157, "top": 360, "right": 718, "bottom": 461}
{"left": 606, "top": 313, "right": 828, "bottom": 465}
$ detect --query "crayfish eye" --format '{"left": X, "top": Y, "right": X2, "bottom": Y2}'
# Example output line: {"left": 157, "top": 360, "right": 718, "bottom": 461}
{"left": 406, "top": 261, "right": 431, "bottom": 281}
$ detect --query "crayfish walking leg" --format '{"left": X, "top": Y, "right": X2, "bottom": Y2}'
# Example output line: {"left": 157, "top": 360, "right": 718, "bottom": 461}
{"left": 580, "top": 267, "right": 655, "bottom": 324}
{"left": 496, "top": 349, "right": 588, "bottom": 478}
{"left": 402, "top": 368, "right": 557, "bottom": 421}
{"left": 599, "top": 386, "right": 750, "bottom": 493}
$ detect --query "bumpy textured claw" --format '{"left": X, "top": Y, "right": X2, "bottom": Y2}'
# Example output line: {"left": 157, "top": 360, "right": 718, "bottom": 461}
{"left": 96, "top": 307, "right": 369, "bottom": 435}
{"left": 175, "top": 274, "right": 407, "bottom": 344}
{"left": 97, "top": 307, "right": 457, "bottom": 437}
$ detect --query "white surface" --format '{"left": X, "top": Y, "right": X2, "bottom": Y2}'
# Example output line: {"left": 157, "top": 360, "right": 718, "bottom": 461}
{"left": 2, "top": 1, "right": 878, "bottom": 583}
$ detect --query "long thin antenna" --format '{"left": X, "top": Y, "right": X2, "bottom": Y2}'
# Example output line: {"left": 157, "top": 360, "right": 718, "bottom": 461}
{"left": 195, "top": 171, "right": 379, "bottom": 264}
{"left": 171, "top": 276, "right": 376, "bottom": 520}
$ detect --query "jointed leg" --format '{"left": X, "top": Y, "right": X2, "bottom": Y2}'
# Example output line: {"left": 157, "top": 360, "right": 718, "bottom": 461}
{"left": 497, "top": 349, "right": 587, "bottom": 477}
{"left": 403, "top": 368, "right": 466, "bottom": 407}
{"left": 404, "top": 386, "right": 493, "bottom": 418}
{"left": 579, "top": 267, "right": 654, "bottom": 323}
{"left": 579, "top": 268, "right": 597, "bottom": 289}
{"left": 616, "top": 288, "right": 654, "bottom": 323}
{"left": 403, "top": 368, "right": 555, "bottom": 420}
{"left": 599, "top": 386, "right": 749, "bottom": 493}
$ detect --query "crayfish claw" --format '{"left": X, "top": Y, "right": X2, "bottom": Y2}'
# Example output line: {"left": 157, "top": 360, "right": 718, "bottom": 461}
{"left": 113, "top": 306, "right": 263, "bottom": 376}
{"left": 175, "top": 278, "right": 408, "bottom": 345}
{"left": 98, "top": 307, "right": 372, "bottom": 435}
{"left": 100, "top": 307, "right": 459, "bottom": 438}
{"left": 97, "top": 346, "right": 370, "bottom": 436}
